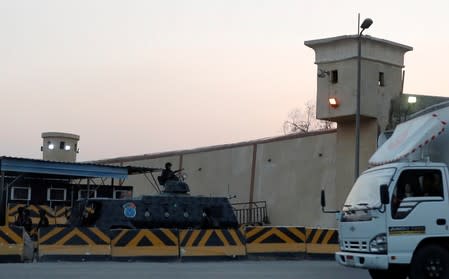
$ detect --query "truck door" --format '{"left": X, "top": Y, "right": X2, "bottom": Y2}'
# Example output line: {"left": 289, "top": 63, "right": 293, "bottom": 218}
{"left": 387, "top": 167, "right": 448, "bottom": 263}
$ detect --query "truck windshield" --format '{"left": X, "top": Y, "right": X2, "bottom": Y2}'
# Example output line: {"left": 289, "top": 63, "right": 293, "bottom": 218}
{"left": 344, "top": 168, "right": 396, "bottom": 211}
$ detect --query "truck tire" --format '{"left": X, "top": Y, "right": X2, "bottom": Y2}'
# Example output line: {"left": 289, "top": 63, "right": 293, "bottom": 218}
{"left": 410, "top": 244, "right": 449, "bottom": 279}
{"left": 368, "top": 267, "right": 408, "bottom": 279}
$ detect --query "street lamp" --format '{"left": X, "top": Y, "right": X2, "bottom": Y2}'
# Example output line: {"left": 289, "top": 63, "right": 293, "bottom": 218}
{"left": 404, "top": 96, "right": 417, "bottom": 121}
{"left": 407, "top": 96, "right": 417, "bottom": 104}
{"left": 355, "top": 18, "right": 373, "bottom": 181}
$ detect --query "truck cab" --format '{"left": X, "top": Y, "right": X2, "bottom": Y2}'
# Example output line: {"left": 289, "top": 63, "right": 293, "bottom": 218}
{"left": 335, "top": 102, "right": 449, "bottom": 279}
{"left": 336, "top": 162, "right": 449, "bottom": 278}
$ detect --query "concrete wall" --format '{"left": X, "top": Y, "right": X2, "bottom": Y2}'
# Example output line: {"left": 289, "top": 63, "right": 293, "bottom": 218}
{"left": 253, "top": 132, "right": 337, "bottom": 227}
{"left": 99, "top": 131, "right": 338, "bottom": 228}
{"left": 335, "top": 118, "right": 378, "bottom": 208}
{"left": 181, "top": 146, "right": 253, "bottom": 203}
{"left": 362, "top": 60, "right": 404, "bottom": 130}
{"left": 315, "top": 60, "right": 357, "bottom": 121}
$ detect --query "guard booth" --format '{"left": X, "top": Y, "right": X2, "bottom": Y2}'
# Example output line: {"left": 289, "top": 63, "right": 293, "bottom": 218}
{"left": 0, "top": 156, "right": 156, "bottom": 228}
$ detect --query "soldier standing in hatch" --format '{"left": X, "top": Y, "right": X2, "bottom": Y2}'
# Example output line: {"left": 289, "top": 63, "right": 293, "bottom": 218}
{"left": 159, "top": 162, "right": 180, "bottom": 185}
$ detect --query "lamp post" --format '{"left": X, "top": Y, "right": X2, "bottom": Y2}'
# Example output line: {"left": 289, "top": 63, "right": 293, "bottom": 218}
{"left": 355, "top": 18, "right": 373, "bottom": 181}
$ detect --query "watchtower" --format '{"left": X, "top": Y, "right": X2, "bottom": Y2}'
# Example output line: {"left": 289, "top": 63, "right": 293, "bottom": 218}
{"left": 305, "top": 35, "right": 412, "bottom": 207}
{"left": 41, "top": 132, "right": 80, "bottom": 162}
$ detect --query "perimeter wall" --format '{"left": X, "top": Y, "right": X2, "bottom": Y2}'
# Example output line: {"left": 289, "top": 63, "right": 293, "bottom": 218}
{"left": 98, "top": 130, "right": 339, "bottom": 228}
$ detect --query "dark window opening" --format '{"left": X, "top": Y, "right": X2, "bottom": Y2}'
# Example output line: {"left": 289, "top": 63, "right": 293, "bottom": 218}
{"left": 96, "top": 191, "right": 111, "bottom": 199}
{"left": 391, "top": 169, "right": 443, "bottom": 219}
{"left": 331, "top": 70, "right": 338, "bottom": 83}
{"left": 47, "top": 188, "right": 66, "bottom": 201}
{"left": 378, "top": 72, "right": 385, "bottom": 87}
{"left": 78, "top": 190, "right": 97, "bottom": 200}
{"left": 114, "top": 190, "right": 131, "bottom": 199}
{"left": 11, "top": 187, "right": 31, "bottom": 201}
{"left": 60, "top": 141, "right": 65, "bottom": 150}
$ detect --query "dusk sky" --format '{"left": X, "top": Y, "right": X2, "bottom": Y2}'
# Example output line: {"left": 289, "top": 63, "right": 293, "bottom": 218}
{"left": 1, "top": 0, "right": 449, "bottom": 161}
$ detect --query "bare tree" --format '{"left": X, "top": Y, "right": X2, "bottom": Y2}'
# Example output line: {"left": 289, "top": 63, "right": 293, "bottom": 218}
{"left": 283, "top": 101, "right": 336, "bottom": 134}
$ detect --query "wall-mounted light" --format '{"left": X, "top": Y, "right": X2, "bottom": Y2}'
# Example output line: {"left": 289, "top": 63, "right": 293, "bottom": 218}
{"left": 64, "top": 145, "right": 71, "bottom": 151}
{"left": 328, "top": 97, "right": 339, "bottom": 108}
{"left": 48, "top": 143, "right": 54, "bottom": 150}
{"left": 317, "top": 69, "right": 330, "bottom": 78}
{"left": 407, "top": 96, "right": 417, "bottom": 104}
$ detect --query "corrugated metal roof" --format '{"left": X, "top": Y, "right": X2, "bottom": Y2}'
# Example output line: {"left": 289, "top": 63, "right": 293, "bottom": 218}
{"left": 0, "top": 156, "right": 128, "bottom": 179}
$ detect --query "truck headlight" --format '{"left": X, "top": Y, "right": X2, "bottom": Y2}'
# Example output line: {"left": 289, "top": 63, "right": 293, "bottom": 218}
{"left": 369, "top": 233, "right": 387, "bottom": 254}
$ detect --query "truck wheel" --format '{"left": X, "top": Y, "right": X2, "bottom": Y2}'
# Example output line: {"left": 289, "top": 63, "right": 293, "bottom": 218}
{"left": 410, "top": 244, "right": 449, "bottom": 279}
{"left": 368, "top": 267, "right": 407, "bottom": 279}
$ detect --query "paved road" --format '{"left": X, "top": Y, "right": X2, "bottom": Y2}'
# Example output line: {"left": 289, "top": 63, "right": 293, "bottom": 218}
{"left": 1, "top": 260, "right": 368, "bottom": 279}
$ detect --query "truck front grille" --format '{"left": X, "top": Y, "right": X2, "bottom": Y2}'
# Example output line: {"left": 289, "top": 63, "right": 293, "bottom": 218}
{"left": 342, "top": 240, "right": 369, "bottom": 252}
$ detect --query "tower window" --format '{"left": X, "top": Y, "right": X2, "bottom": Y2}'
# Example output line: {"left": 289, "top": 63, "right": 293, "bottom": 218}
{"left": 60, "top": 141, "right": 65, "bottom": 150}
{"left": 378, "top": 72, "right": 385, "bottom": 87}
{"left": 331, "top": 70, "right": 338, "bottom": 83}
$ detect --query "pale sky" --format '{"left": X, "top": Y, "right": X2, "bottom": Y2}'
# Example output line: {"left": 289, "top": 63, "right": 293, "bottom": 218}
{"left": 1, "top": 0, "right": 449, "bottom": 161}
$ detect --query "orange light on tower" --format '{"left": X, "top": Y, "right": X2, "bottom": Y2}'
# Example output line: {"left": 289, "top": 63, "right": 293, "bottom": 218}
{"left": 329, "top": 97, "right": 339, "bottom": 108}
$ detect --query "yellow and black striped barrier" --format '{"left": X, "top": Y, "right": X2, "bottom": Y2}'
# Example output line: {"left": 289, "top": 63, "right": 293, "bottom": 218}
{"left": 54, "top": 206, "right": 71, "bottom": 226}
{"left": 245, "top": 226, "right": 306, "bottom": 258}
{"left": 8, "top": 204, "right": 70, "bottom": 226}
{"left": 38, "top": 226, "right": 111, "bottom": 261}
{"left": 12, "top": 224, "right": 340, "bottom": 261}
{"left": 179, "top": 229, "right": 246, "bottom": 259}
{"left": 110, "top": 229, "right": 179, "bottom": 260}
{"left": 0, "top": 226, "right": 25, "bottom": 262}
{"left": 305, "top": 228, "right": 339, "bottom": 258}
{"left": 8, "top": 203, "right": 52, "bottom": 225}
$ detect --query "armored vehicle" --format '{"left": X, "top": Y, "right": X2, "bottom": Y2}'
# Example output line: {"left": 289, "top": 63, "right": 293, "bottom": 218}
{"left": 69, "top": 173, "right": 239, "bottom": 230}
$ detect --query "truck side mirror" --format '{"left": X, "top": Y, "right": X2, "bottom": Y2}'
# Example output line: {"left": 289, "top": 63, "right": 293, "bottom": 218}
{"left": 380, "top": 184, "right": 389, "bottom": 204}
{"left": 320, "top": 189, "right": 339, "bottom": 214}
{"left": 321, "top": 190, "right": 326, "bottom": 208}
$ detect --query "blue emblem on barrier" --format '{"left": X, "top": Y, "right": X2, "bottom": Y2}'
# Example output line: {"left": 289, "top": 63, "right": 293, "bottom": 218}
{"left": 123, "top": 202, "right": 137, "bottom": 218}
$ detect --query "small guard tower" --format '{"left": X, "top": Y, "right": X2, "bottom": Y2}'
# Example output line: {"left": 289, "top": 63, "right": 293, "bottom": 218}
{"left": 41, "top": 132, "right": 80, "bottom": 162}
{"left": 305, "top": 35, "right": 412, "bottom": 207}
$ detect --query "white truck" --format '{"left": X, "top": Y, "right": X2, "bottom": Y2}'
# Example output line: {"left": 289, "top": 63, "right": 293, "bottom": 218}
{"left": 322, "top": 101, "right": 449, "bottom": 279}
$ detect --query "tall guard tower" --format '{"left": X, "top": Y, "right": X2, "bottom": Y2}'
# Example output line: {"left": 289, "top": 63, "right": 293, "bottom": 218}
{"left": 305, "top": 35, "right": 412, "bottom": 207}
